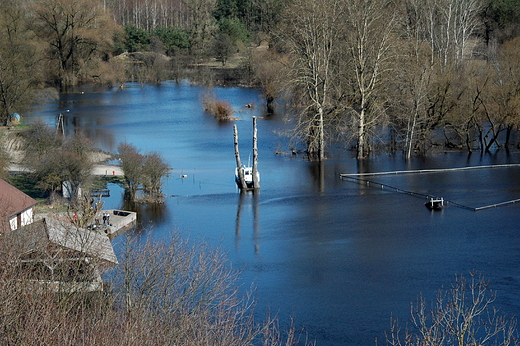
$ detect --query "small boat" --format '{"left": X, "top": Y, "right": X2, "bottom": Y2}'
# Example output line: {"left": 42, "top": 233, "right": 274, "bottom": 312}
{"left": 235, "top": 165, "right": 259, "bottom": 189}
{"left": 425, "top": 197, "right": 444, "bottom": 211}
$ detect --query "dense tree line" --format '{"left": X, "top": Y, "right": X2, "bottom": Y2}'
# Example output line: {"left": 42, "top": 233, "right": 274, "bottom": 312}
{"left": 266, "top": 0, "right": 520, "bottom": 159}
{"left": 1, "top": 0, "right": 520, "bottom": 158}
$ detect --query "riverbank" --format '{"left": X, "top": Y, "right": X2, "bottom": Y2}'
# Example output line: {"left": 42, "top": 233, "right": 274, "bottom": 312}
{"left": 1, "top": 126, "right": 123, "bottom": 176}
{"left": 8, "top": 162, "right": 124, "bottom": 176}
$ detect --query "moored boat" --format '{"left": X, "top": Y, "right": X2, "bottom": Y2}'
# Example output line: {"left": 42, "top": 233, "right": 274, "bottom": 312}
{"left": 425, "top": 197, "right": 444, "bottom": 210}
{"left": 235, "top": 166, "right": 259, "bottom": 189}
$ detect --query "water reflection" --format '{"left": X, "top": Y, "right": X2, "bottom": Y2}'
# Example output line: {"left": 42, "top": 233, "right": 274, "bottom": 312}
{"left": 308, "top": 160, "right": 325, "bottom": 193}
{"left": 235, "top": 191, "right": 260, "bottom": 254}
{"left": 123, "top": 199, "right": 169, "bottom": 233}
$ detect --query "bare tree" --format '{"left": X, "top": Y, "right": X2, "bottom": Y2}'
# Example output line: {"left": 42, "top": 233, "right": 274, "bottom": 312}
{"left": 251, "top": 47, "right": 287, "bottom": 114}
{"left": 30, "top": 0, "right": 119, "bottom": 87}
{"left": 475, "top": 38, "right": 520, "bottom": 150}
{"left": 402, "top": 0, "right": 484, "bottom": 68}
{"left": 141, "top": 151, "right": 170, "bottom": 202}
{"left": 392, "top": 0, "right": 485, "bottom": 155}
{"left": 111, "top": 235, "right": 311, "bottom": 346}
{"left": 443, "top": 86, "right": 480, "bottom": 151}
{"left": 279, "top": 0, "right": 344, "bottom": 161}
{"left": 118, "top": 142, "right": 144, "bottom": 200}
{"left": 56, "top": 134, "right": 94, "bottom": 200}
{"left": 19, "top": 121, "right": 94, "bottom": 200}
{"left": 0, "top": 224, "right": 312, "bottom": 345}
{"left": 343, "top": 0, "right": 397, "bottom": 159}
{"left": 387, "top": 272, "right": 519, "bottom": 346}
{"left": 213, "top": 33, "right": 234, "bottom": 66}
{"left": 0, "top": 0, "right": 43, "bottom": 126}
{"left": 118, "top": 142, "right": 169, "bottom": 202}
{"left": 66, "top": 193, "right": 104, "bottom": 229}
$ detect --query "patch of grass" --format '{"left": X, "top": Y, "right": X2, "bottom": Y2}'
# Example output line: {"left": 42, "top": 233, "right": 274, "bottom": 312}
{"left": 34, "top": 202, "right": 68, "bottom": 214}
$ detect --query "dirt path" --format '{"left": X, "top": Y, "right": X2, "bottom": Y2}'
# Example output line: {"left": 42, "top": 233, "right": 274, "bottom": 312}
{"left": 91, "top": 165, "right": 124, "bottom": 176}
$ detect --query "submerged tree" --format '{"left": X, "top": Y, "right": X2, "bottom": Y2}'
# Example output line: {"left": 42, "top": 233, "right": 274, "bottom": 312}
{"left": 343, "top": 0, "right": 397, "bottom": 159}
{"left": 141, "top": 152, "right": 170, "bottom": 202}
{"left": 476, "top": 38, "right": 520, "bottom": 150}
{"left": 279, "top": 0, "right": 344, "bottom": 161}
{"left": 118, "top": 142, "right": 169, "bottom": 202}
{"left": 251, "top": 47, "right": 286, "bottom": 114}
{"left": 117, "top": 142, "right": 144, "bottom": 200}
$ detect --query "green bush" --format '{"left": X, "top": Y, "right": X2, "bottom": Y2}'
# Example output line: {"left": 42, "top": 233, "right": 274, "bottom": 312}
{"left": 124, "top": 25, "right": 151, "bottom": 52}
{"left": 152, "top": 27, "right": 190, "bottom": 55}
{"left": 217, "top": 18, "right": 251, "bottom": 47}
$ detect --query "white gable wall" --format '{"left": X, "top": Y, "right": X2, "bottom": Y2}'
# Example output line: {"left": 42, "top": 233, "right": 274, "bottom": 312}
{"left": 8, "top": 208, "right": 34, "bottom": 231}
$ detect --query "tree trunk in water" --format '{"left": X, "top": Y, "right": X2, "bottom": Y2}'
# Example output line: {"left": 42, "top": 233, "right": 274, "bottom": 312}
{"left": 505, "top": 126, "right": 512, "bottom": 148}
{"left": 318, "top": 107, "right": 325, "bottom": 161}
{"left": 406, "top": 108, "right": 418, "bottom": 159}
{"left": 252, "top": 117, "right": 260, "bottom": 189}
{"left": 357, "top": 107, "right": 366, "bottom": 159}
{"left": 233, "top": 125, "right": 247, "bottom": 190}
{"left": 266, "top": 96, "right": 275, "bottom": 114}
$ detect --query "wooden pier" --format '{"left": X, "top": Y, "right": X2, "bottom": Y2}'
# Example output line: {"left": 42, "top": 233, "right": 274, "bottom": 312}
{"left": 339, "top": 163, "right": 520, "bottom": 178}
{"left": 340, "top": 165, "right": 520, "bottom": 212}
{"left": 90, "top": 189, "right": 110, "bottom": 197}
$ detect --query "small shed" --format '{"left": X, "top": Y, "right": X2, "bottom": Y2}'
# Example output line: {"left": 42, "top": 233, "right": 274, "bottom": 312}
{"left": 0, "top": 178, "right": 37, "bottom": 233}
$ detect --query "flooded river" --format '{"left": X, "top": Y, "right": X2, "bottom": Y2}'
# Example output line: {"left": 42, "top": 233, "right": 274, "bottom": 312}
{"left": 29, "top": 81, "right": 520, "bottom": 345}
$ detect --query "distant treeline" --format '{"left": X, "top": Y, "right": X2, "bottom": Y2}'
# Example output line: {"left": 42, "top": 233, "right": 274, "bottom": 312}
{"left": 2, "top": 0, "right": 520, "bottom": 158}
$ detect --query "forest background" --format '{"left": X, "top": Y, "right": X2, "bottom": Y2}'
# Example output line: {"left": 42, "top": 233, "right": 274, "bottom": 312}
{"left": 2, "top": 0, "right": 520, "bottom": 160}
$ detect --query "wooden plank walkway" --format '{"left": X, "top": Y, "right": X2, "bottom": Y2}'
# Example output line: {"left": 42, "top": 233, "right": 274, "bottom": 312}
{"left": 339, "top": 163, "right": 520, "bottom": 178}
{"left": 340, "top": 164, "right": 520, "bottom": 211}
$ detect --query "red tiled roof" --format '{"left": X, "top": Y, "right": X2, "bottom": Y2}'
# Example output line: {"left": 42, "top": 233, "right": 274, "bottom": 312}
{"left": 0, "top": 178, "right": 38, "bottom": 218}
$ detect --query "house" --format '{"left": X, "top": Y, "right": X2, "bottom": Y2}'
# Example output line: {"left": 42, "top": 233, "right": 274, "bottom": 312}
{"left": 0, "top": 178, "right": 37, "bottom": 233}
{"left": 5, "top": 217, "right": 118, "bottom": 292}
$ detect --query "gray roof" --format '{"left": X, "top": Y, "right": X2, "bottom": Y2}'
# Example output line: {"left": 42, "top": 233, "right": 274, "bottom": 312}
{"left": 7, "top": 218, "right": 118, "bottom": 267}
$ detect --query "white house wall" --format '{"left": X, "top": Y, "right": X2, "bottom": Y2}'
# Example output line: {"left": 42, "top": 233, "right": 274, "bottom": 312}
{"left": 22, "top": 208, "right": 34, "bottom": 227}
{"left": 8, "top": 208, "right": 34, "bottom": 231}
{"left": 9, "top": 216, "right": 16, "bottom": 231}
